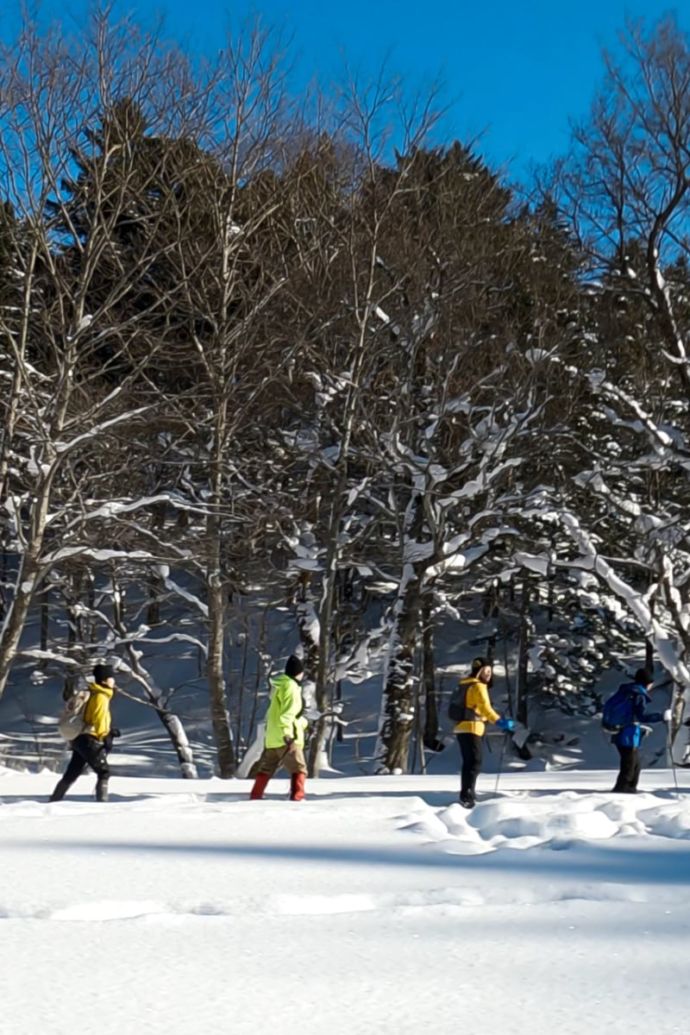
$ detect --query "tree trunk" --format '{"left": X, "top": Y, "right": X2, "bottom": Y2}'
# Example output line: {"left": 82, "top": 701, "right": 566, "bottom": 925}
{"left": 111, "top": 572, "right": 198, "bottom": 778}
{"left": 63, "top": 576, "right": 81, "bottom": 699}
{"left": 0, "top": 551, "right": 41, "bottom": 700}
{"left": 147, "top": 568, "right": 162, "bottom": 626}
{"left": 516, "top": 582, "right": 530, "bottom": 727}
{"left": 156, "top": 711, "right": 198, "bottom": 779}
{"left": 421, "top": 594, "right": 440, "bottom": 748}
{"left": 207, "top": 561, "right": 236, "bottom": 777}
{"left": 645, "top": 639, "right": 654, "bottom": 674}
{"left": 246, "top": 608, "right": 268, "bottom": 753}
{"left": 295, "top": 571, "right": 327, "bottom": 776}
{"left": 0, "top": 455, "right": 58, "bottom": 700}
{"left": 235, "top": 612, "right": 249, "bottom": 755}
{"left": 295, "top": 571, "right": 320, "bottom": 676}
{"left": 376, "top": 569, "right": 423, "bottom": 773}
{"left": 40, "top": 591, "right": 49, "bottom": 656}
{"left": 308, "top": 536, "right": 338, "bottom": 777}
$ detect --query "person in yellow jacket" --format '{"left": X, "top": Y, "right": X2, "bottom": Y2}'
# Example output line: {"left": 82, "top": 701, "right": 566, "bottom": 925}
{"left": 454, "top": 658, "right": 514, "bottom": 809}
{"left": 250, "top": 655, "right": 309, "bottom": 801}
{"left": 50, "top": 663, "right": 119, "bottom": 803}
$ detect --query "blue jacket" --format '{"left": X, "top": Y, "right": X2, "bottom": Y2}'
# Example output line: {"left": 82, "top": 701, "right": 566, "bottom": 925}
{"left": 613, "top": 682, "right": 663, "bottom": 748}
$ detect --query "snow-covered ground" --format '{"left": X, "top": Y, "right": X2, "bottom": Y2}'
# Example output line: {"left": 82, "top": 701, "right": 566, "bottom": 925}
{"left": 2, "top": 768, "right": 689, "bottom": 1035}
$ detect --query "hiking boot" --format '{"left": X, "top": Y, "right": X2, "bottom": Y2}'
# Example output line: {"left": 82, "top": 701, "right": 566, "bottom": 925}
{"left": 96, "top": 777, "right": 109, "bottom": 802}
{"left": 289, "top": 773, "right": 306, "bottom": 801}
{"left": 250, "top": 772, "right": 271, "bottom": 800}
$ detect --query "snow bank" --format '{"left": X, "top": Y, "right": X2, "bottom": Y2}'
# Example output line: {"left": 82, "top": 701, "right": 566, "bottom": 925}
{"left": 422, "top": 791, "right": 690, "bottom": 852}
{"left": 1, "top": 770, "right": 689, "bottom": 1035}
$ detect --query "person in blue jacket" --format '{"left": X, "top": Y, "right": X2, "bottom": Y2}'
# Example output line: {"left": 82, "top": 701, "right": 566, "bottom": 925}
{"left": 611, "top": 668, "right": 668, "bottom": 793}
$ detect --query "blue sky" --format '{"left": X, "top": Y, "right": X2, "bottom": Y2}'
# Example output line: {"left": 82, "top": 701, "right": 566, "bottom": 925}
{"left": 5, "top": 0, "right": 686, "bottom": 177}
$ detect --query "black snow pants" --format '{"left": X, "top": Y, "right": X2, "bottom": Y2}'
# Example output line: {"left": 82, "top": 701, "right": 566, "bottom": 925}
{"left": 51, "top": 734, "right": 111, "bottom": 801}
{"left": 457, "top": 732, "right": 483, "bottom": 807}
{"left": 613, "top": 744, "right": 641, "bottom": 793}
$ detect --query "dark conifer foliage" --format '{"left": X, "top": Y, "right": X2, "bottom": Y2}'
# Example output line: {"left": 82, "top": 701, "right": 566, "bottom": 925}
{"left": 1, "top": 10, "right": 689, "bottom": 776}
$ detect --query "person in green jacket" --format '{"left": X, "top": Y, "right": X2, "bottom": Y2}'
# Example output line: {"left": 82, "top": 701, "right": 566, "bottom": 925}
{"left": 249, "top": 655, "right": 308, "bottom": 801}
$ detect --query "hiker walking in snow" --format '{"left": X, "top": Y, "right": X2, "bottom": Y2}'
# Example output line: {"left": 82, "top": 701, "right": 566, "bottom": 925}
{"left": 249, "top": 655, "right": 309, "bottom": 802}
{"left": 50, "top": 663, "right": 120, "bottom": 803}
{"left": 605, "top": 668, "right": 668, "bottom": 794}
{"left": 450, "top": 658, "right": 514, "bottom": 809}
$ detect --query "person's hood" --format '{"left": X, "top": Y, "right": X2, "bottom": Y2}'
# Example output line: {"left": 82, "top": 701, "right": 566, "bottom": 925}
{"left": 88, "top": 681, "right": 114, "bottom": 696}
{"left": 620, "top": 680, "right": 650, "bottom": 702}
{"left": 270, "top": 673, "right": 299, "bottom": 692}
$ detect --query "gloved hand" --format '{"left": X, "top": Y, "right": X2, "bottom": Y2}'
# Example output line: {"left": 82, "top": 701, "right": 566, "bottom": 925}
{"left": 110, "top": 727, "right": 122, "bottom": 738}
{"left": 283, "top": 736, "right": 294, "bottom": 747}
{"left": 496, "top": 717, "right": 515, "bottom": 732}
{"left": 663, "top": 709, "right": 673, "bottom": 723}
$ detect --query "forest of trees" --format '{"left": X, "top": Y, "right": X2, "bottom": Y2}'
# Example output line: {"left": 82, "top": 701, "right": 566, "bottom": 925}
{"left": 2, "top": 10, "right": 690, "bottom": 777}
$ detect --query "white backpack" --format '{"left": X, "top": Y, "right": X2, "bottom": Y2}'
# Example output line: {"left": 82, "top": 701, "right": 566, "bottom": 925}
{"left": 57, "top": 689, "right": 91, "bottom": 742}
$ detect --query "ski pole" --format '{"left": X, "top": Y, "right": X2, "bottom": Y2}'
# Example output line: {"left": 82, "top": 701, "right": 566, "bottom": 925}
{"left": 494, "top": 732, "right": 508, "bottom": 794}
{"left": 666, "top": 683, "right": 683, "bottom": 798}
{"left": 667, "top": 709, "right": 680, "bottom": 798}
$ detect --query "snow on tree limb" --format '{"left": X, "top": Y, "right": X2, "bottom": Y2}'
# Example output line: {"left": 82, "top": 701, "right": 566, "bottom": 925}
{"left": 53, "top": 408, "right": 152, "bottom": 456}
{"left": 560, "top": 511, "right": 690, "bottom": 687}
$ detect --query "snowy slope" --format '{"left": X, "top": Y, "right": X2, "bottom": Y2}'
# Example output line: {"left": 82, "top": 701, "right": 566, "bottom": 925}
{"left": 1, "top": 768, "right": 689, "bottom": 1035}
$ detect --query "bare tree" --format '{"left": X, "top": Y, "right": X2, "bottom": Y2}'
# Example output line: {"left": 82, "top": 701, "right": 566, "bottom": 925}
{"left": 0, "top": 16, "right": 199, "bottom": 744}
{"left": 138, "top": 22, "right": 317, "bottom": 776}
{"left": 557, "top": 16, "right": 690, "bottom": 391}
{"left": 551, "top": 15, "right": 690, "bottom": 754}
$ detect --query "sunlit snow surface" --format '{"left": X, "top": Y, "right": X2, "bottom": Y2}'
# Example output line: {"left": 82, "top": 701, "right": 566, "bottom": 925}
{"left": 1, "top": 768, "right": 689, "bottom": 1035}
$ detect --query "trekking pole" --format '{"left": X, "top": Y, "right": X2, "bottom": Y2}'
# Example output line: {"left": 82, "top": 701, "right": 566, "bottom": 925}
{"left": 494, "top": 732, "right": 509, "bottom": 795}
{"left": 668, "top": 727, "right": 680, "bottom": 797}
{"left": 279, "top": 743, "right": 292, "bottom": 766}
{"left": 667, "top": 692, "right": 680, "bottom": 798}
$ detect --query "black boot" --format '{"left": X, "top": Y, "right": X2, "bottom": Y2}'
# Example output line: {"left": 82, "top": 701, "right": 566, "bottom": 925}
{"left": 49, "top": 778, "right": 70, "bottom": 802}
{"left": 96, "top": 777, "right": 109, "bottom": 802}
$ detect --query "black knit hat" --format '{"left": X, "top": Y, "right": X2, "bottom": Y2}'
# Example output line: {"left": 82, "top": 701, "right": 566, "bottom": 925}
{"left": 285, "top": 655, "right": 304, "bottom": 679}
{"left": 470, "top": 656, "right": 488, "bottom": 675}
{"left": 634, "top": 668, "right": 653, "bottom": 686}
{"left": 93, "top": 663, "right": 115, "bottom": 684}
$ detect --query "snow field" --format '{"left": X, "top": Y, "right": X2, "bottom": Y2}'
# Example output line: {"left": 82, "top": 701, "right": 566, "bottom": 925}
{"left": 1, "top": 769, "right": 689, "bottom": 1035}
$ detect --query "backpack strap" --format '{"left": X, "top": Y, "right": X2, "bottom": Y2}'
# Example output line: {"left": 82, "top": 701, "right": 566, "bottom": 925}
{"left": 461, "top": 681, "right": 482, "bottom": 724}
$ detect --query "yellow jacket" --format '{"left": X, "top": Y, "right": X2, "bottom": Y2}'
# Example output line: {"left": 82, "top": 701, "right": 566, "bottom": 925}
{"left": 453, "top": 676, "right": 500, "bottom": 736}
{"left": 83, "top": 682, "right": 114, "bottom": 741}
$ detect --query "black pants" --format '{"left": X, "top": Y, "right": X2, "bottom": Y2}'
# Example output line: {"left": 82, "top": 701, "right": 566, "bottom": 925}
{"left": 613, "top": 744, "right": 641, "bottom": 793}
{"left": 51, "top": 735, "right": 110, "bottom": 800}
{"left": 457, "top": 733, "right": 483, "bottom": 806}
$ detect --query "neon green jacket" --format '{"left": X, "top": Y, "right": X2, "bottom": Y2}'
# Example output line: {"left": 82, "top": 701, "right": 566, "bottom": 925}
{"left": 265, "top": 674, "right": 308, "bottom": 749}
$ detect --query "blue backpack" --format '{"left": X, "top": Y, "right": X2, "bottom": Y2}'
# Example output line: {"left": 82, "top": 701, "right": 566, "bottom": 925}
{"left": 601, "top": 686, "right": 634, "bottom": 733}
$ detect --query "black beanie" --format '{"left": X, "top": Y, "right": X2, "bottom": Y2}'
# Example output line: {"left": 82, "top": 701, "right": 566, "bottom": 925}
{"left": 471, "top": 656, "right": 488, "bottom": 675}
{"left": 634, "top": 668, "right": 652, "bottom": 686}
{"left": 285, "top": 655, "right": 304, "bottom": 679}
{"left": 93, "top": 663, "right": 115, "bottom": 684}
